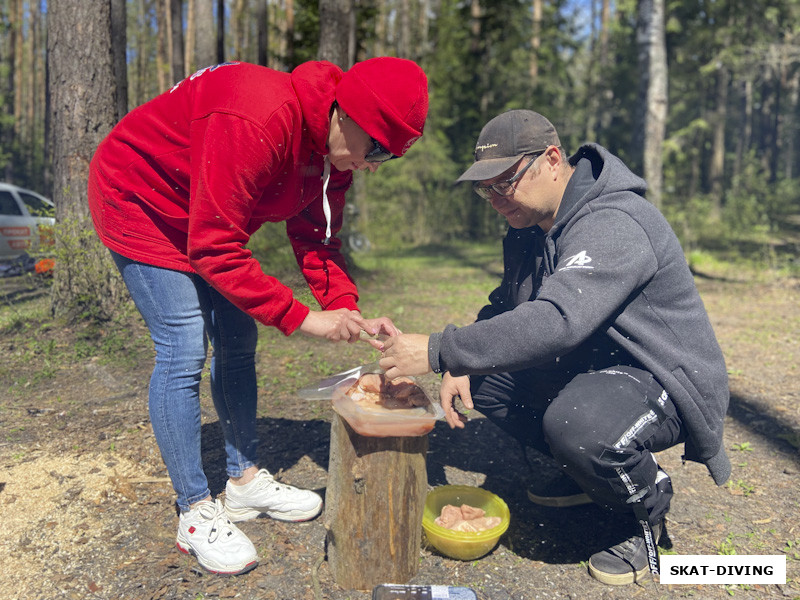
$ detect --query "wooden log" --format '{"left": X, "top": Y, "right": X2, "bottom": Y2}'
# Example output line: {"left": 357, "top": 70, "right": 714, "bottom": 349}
{"left": 325, "top": 414, "right": 428, "bottom": 590}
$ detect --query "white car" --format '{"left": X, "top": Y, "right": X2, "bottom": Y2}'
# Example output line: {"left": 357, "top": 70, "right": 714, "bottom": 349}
{"left": 0, "top": 182, "right": 55, "bottom": 261}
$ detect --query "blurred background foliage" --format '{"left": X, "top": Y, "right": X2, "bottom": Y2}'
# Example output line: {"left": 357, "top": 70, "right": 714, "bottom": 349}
{"left": 1, "top": 0, "right": 798, "bottom": 273}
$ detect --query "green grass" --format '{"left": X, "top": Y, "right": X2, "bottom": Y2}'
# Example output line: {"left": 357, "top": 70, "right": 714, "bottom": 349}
{"left": 0, "top": 283, "right": 52, "bottom": 332}
{"left": 2, "top": 239, "right": 795, "bottom": 411}
{"left": 0, "top": 274, "right": 153, "bottom": 396}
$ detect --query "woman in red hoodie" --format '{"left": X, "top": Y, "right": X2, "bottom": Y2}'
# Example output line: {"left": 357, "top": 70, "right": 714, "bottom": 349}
{"left": 88, "top": 57, "right": 428, "bottom": 575}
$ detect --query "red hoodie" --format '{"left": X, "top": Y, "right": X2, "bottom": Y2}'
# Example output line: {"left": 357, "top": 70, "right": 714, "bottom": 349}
{"left": 88, "top": 61, "right": 358, "bottom": 335}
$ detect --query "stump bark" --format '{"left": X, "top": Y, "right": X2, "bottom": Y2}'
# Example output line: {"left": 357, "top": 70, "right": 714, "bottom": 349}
{"left": 325, "top": 414, "right": 428, "bottom": 589}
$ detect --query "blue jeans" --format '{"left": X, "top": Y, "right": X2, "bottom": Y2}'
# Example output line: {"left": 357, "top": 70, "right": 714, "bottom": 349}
{"left": 111, "top": 251, "right": 259, "bottom": 511}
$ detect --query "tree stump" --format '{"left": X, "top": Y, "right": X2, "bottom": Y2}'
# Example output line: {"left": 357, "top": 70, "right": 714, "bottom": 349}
{"left": 325, "top": 414, "right": 428, "bottom": 590}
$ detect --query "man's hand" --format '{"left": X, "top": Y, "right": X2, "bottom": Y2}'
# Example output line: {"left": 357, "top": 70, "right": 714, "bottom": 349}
{"left": 378, "top": 333, "right": 432, "bottom": 379}
{"left": 440, "top": 372, "right": 473, "bottom": 429}
{"left": 298, "top": 309, "right": 372, "bottom": 343}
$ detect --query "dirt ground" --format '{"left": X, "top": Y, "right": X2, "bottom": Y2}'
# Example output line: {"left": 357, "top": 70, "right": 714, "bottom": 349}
{"left": 1, "top": 270, "right": 798, "bottom": 600}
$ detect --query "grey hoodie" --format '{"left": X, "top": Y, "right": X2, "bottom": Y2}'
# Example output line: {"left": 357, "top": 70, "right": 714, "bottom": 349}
{"left": 429, "top": 143, "right": 730, "bottom": 485}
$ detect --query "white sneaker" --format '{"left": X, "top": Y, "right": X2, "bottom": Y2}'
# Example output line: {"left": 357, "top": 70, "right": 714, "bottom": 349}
{"left": 224, "top": 469, "right": 323, "bottom": 522}
{"left": 176, "top": 499, "right": 258, "bottom": 575}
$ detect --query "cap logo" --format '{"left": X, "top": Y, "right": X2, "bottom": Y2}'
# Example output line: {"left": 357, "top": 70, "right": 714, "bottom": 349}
{"left": 402, "top": 136, "right": 420, "bottom": 154}
{"left": 476, "top": 143, "right": 499, "bottom": 152}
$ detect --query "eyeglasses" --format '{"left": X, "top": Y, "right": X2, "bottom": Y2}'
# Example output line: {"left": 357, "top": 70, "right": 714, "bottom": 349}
{"left": 365, "top": 138, "right": 398, "bottom": 163}
{"left": 472, "top": 154, "right": 540, "bottom": 200}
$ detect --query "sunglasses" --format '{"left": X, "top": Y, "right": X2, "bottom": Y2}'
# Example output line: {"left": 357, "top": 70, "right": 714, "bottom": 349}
{"left": 472, "top": 154, "right": 541, "bottom": 200}
{"left": 365, "top": 138, "right": 398, "bottom": 163}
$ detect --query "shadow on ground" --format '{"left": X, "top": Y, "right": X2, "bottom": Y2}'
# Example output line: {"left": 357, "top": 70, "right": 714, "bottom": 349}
{"left": 198, "top": 414, "right": 681, "bottom": 569}
{"left": 727, "top": 391, "right": 800, "bottom": 463}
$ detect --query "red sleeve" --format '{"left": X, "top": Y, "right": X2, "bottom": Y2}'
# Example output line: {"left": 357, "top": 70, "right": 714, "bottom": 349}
{"left": 186, "top": 112, "right": 311, "bottom": 335}
{"left": 286, "top": 168, "right": 360, "bottom": 313}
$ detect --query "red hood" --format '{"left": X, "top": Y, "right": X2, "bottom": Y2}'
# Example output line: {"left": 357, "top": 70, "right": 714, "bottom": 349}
{"left": 290, "top": 61, "right": 344, "bottom": 155}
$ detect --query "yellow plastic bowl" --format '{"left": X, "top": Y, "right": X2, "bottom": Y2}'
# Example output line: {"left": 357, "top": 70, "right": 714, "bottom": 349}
{"left": 422, "top": 485, "right": 510, "bottom": 561}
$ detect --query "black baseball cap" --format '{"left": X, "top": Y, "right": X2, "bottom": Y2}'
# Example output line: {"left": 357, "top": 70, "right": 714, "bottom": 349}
{"left": 456, "top": 109, "right": 561, "bottom": 182}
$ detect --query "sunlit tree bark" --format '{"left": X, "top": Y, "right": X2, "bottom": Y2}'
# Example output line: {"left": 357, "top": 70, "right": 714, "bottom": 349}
{"left": 165, "top": 0, "right": 185, "bottom": 83}
{"left": 111, "top": 0, "right": 128, "bottom": 113}
{"left": 48, "top": 0, "right": 129, "bottom": 321}
{"left": 319, "top": 0, "right": 352, "bottom": 68}
{"left": 195, "top": 0, "right": 216, "bottom": 68}
{"left": 185, "top": 0, "right": 196, "bottom": 74}
{"left": 156, "top": 0, "right": 168, "bottom": 91}
{"left": 530, "top": 0, "right": 541, "bottom": 83}
{"left": 635, "top": 0, "right": 667, "bottom": 209}
{"left": 286, "top": 0, "right": 295, "bottom": 67}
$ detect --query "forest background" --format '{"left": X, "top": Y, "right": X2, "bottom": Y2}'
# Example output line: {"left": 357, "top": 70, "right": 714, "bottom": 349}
{"left": 1, "top": 3, "right": 799, "bottom": 598}
{"left": 1, "top": 0, "right": 799, "bottom": 305}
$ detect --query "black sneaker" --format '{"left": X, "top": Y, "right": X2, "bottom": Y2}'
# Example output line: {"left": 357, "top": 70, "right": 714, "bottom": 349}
{"left": 527, "top": 474, "right": 592, "bottom": 507}
{"left": 522, "top": 445, "right": 592, "bottom": 508}
{"left": 588, "top": 520, "right": 663, "bottom": 585}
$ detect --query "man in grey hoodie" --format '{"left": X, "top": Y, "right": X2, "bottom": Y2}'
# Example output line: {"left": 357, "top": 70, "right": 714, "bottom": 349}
{"left": 379, "top": 109, "right": 730, "bottom": 585}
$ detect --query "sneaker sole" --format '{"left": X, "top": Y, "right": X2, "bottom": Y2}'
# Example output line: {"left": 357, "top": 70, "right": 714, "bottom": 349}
{"left": 588, "top": 560, "right": 649, "bottom": 585}
{"left": 225, "top": 498, "right": 323, "bottom": 523}
{"left": 527, "top": 490, "right": 592, "bottom": 508}
{"left": 176, "top": 540, "right": 258, "bottom": 576}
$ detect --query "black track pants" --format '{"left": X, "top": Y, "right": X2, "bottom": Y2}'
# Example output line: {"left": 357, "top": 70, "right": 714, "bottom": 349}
{"left": 469, "top": 365, "right": 685, "bottom": 525}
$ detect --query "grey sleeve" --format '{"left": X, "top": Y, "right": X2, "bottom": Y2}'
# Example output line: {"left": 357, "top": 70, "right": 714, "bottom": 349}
{"left": 428, "top": 331, "right": 443, "bottom": 373}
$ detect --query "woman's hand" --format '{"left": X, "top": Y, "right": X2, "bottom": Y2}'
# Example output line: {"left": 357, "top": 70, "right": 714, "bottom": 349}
{"left": 440, "top": 372, "right": 473, "bottom": 429}
{"left": 358, "top": 316, "right": 402, "bottom": 350}
{"left": 298, "top": 309, "right": 372, "bottom": 343}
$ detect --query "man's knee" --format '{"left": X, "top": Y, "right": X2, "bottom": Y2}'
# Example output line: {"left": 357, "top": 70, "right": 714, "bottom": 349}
{"left": 542, "top": 392, "right": 604, "bottom": 462}
{"left": 541, "top": 369, "right": 645, "bottom": 461}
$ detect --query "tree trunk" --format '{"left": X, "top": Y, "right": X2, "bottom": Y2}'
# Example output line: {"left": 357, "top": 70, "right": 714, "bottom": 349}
{"left": 165, "top": 0, "right": 185, "bottom": 84}
{"left": 635, "top": 0, "right": 667, "bottom": 209}
{"left": 133, "top": 0, "right": 147, "bottom": 106}
{"left": 216, "top": 0, "right": 225, "bottom": 63}
{"left": 469, "top": 0, "right": 481, "bottom": 54}
{"left": 374, "top": 0, "right": 387, "bottom": 56}
{"left": 530, "top": 0, "right": 542, "bottom": 83}
{"left": 232, "top": 0, "right": 245, "bottom": 59}
{"left": 47, "top": 0, "right": 129, "bottom": 322}
{"left": 324, "top": 415, "right": 427, "bottom": 589}
{"left": 417, "top": 0, "right": 429, "bottom": 61}
{"left": 586, "top": 0, "right": 612, "bottom": 139}
{"left": 24, "top": 0, "right": 39, "bottom": 170}
{"left": 319, "top": 0, "right": 353, "bottom": 68}
{"left": 13, "top": 0, "right": 23, "bottom": 139}
{"left": 398, "top": 0, "right": 410, "bottom": 58}
{"left": 257, "top": 0, "right": 269, "bottom": 66}
{"left": 156, "top": 0, "right": 168, "bottom": 92}
{"left": 111, "top": 0, "right": 129, "bottom": 114}
{"left": 784, "top": 69, "right": 799, "bottom": 180}
{"left": 733, "top": 77, "right": 752, "bottom": 185}
{"left": 584, "top": 0, "right": 598, "bottom": 140}
{"left": 185, "top": 0, "right": 196, "bottom": 74}
{"left": 195, "top": 0, "right": 216, "bottom": 68}
{"left": 3, "top": 0, "right": 16, "bottom": 181}
{"left": 709, "top": 65, "right": 729, "bottom": 220}
{"left": 32, "top": 1, "right": 47, "bottom": 188}
{"left": 759, "top": 75, "right": 776, "bottom": 177}
{"left": 347, "top": 2, "right": 356, "bottom": 66}
{"left": 286, "top": 0, "right": 295, "bottom": 68}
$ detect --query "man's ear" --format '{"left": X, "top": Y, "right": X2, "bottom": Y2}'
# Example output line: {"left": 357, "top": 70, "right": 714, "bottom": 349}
{"left": 543, "top": 145, "right": 563, "bottom": 178}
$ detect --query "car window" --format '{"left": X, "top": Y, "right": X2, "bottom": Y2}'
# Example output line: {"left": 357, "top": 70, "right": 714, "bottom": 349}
{"left": 19, "top": 192, "right": 54, "bottom": 218}
{"left": 0, "top": 191, "right": 24, "bottom": 216}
